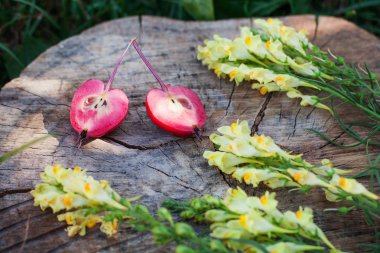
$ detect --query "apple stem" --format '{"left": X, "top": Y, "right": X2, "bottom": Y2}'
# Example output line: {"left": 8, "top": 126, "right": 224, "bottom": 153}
{"left": 105, "top": 37, "right": 136, "bottom": 92}
{"left": 132, "top": 40, "right": 168, "bottom": 92}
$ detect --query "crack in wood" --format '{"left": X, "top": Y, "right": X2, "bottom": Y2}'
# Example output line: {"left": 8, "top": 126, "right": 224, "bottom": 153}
{"left": 250, "top": 93, "right": 273, "bottom": 135}
{"left": 0, "top": 188, "right": 32, "bottom": 198}
{"left": 146, "top": 164, "right": 187, "bottom": 185}
{"left": 304, "top": 131, "right": 346, "bottom": 154}
{"left": 289, "top": 108, "right": 301, "bottom": 138}
{"left": 218, "top": 170, "right": 232, "bottom": 187}
{"left": 225, "top": 84, "right": 235, "bottom": 116}
{"left": 103, "top": 136, "right": 181, "bottom": 150}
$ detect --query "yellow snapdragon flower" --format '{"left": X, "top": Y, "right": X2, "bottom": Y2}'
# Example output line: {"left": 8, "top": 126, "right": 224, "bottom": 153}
{"left": 287, "top": 168, "right": 332, "bottom": 188}
{"left": 216, "top": 120, "right": 251, "bottom": 138}
{"left": 40, "top": 165, "right": 125, "bottom": 210}
{"left": 287, "top": 90, "right": 332, "bottom": 112}
{"left": 284, "top": 207, "right": 335, "bottom": 249}
{"left": 203, "top": 151, "right": 258, "bottom": 174}
{"left": 232, "top": 168, "right": 282, "bottom": 187}
{"left": 238, "top": 210, "right": 294, "bottom": 235}
{"left": 31, "top": 183, "right": 89, "bottom": 213}
{"left": 330, "top": 175, "right": 379, "bottom": 200}
{"left": 254, "top": 18, "right": 310, "bottom": 55}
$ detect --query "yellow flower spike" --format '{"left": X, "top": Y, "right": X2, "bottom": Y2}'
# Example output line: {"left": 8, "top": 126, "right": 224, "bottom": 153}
{"left": 259, "top": 87, "right": 268, "bottom": 95}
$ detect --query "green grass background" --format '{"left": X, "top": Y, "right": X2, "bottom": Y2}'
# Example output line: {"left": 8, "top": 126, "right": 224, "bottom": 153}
{"left": 1, "top": 0, "right": 380, "bottom": 87}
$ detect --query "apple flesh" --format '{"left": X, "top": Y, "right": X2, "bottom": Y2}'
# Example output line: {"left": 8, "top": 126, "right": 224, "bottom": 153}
{"left": 70, "top": 79, "right": 129, "bottom": 139}
{"left": 132, "top": 40, "right": 207, "bottom": 137}
{"left": 146, "top": 85, "right": 206, "bottom": 137}
{"left": 69, "top": 38, "right": 135, "bottom": 143}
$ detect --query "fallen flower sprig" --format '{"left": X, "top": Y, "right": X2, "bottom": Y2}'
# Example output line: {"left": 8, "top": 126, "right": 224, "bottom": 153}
{"left": 197, "top": 18, "right": 380, "bottom": 121}
{"left": 164, "top": 187, "right": 341, "bottom": 252}
{"left": 31, "top": 165, "right": 231, "bottom": 252}
{"left": 203, "top": 120, "right": 379, "bottom": 214}
{"left": 31, "top": 165, "right": 341, "bottom": 252}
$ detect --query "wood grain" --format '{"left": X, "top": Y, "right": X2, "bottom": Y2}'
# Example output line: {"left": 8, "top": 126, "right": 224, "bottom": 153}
{"left": 0, "top": 15, "right": 379, "bottom": 252}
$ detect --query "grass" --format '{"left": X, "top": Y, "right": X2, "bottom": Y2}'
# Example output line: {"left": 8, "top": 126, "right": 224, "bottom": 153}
{"left": 0, "top": 0, "right": 380, "bottom": 87}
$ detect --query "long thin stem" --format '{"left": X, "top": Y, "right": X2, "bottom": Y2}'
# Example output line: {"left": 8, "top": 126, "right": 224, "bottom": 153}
{"left": 132, "top": 40, "right": 168, "bottom": 92}
{"left": 105, "top": 37, "right": 136, "bottom": 92}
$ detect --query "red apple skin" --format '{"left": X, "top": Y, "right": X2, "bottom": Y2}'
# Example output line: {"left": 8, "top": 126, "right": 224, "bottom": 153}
{"left": 70, "top": 79, "right": 129, "bottom": 138}
{"left": 146, "top": 85, "right": 206, "bottom": 137}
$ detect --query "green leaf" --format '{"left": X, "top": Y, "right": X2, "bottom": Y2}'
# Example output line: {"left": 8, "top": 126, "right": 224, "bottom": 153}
{"left": 12, "top": 0, "right": 59, "bottom": 28}
{"left": 0, "top": 135, "right": 51, "bottom": 163}
{"left": 182, "top": 0, "right": 215, "bottom": 20}
{"left": 288, "top": 0, "right": 311, "bottom": 14}
{"left": 0, "top": 42, "right": 23, "bottom": 67}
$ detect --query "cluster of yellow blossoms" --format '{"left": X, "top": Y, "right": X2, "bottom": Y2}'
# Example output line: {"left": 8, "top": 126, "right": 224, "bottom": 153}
{"left": 204, "top": 120, "right": 379, "bottom": 203}
{"left": 31, "top": 165, "right": 127, "bottom": 236}
{"left": 197, "top": 18, "right": 331, "bottom": 112}
{"left": 185, "top": 187, "right": 340, "bottom": 252}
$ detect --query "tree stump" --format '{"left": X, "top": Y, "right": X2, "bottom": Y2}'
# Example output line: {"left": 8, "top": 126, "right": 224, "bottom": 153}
{"left": 0, "top": 15, "right": 379, "bottom": 252}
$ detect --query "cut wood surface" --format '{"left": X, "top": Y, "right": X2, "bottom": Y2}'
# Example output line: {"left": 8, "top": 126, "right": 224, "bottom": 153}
{"left": 0, "top": 15, "right": 379, "bottom": 252}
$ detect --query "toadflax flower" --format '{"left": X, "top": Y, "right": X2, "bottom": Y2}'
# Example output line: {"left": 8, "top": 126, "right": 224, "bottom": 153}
{"left": 330, "top": 175, "right": 379, "bottom": 200}
{"left": 254, "top": 18, "right": 310, "bottom": 55}
{"left": 283, "top": 207, "right": 335, "bottom": 249}
{"left": 197, "top": 19, "right": 333, "bottom": 112}
{"left": 204, "top": 119, "right": 379, "bottom": 206}
{"left": 195, "top": 187, "right": 338, "bottom": 251}
{"left": 31, "top": 165, "right": 131, "bottom": 237}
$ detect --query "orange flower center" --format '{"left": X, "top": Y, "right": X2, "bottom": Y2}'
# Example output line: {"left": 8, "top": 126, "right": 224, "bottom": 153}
{"left": 293, "top": 173, "right": 302, "bottom": 182}
{"left": 245, "top": 36, "right": 252, "bottom": 46}
{"left": 259, "top": 87, "right": 268, "bottom": 95}
{"left": 239, "top": 214, "right": 248, "bottom": 228}
{"left": 84, "top": 182, "right": 91, "bottom": 193}
{"left": 243, "top": 172, "right": 252, "bottom": 183}
{"left": 296, "top": 210, "right": 303, "bottom": 219}
{"left": 260, "top": 195, "right": 268, "bottom": 205}
{"left": 338, "top": 178, "right": 347, "bottom": 188}
{"left": 63, "top": 194, "right": 72, "bottom": 207}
